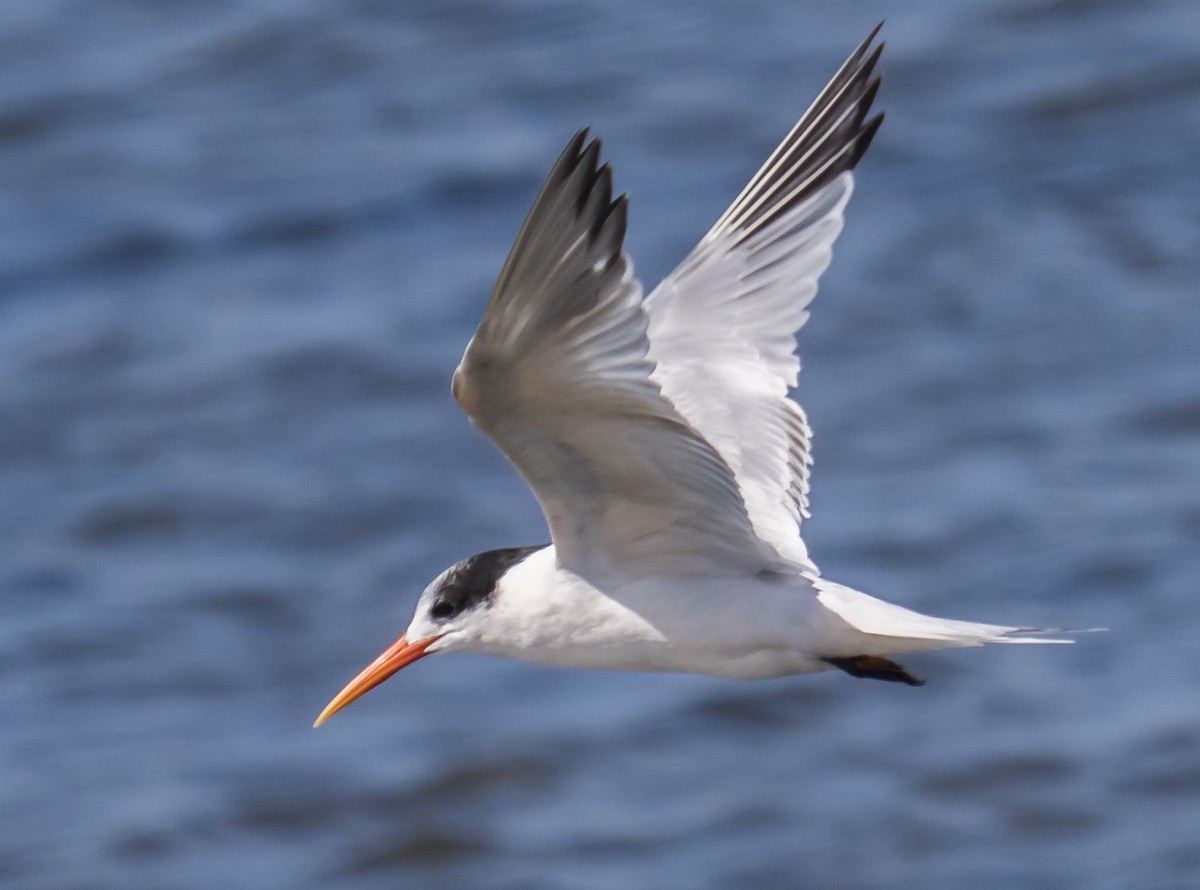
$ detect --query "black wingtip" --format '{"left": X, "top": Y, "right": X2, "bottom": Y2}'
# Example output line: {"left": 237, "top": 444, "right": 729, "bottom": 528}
{"left": 577, "top": 136, "right": 602, "bottom": 172}
{"left": 849, "top": 110, "right": 885, "bottom": 169}
{"left": 848, "top": 21, "right": 885, "bottom": 69}
{"left": 712, "top": 25, "right": 887, "bottom": 239}
{"left": 863, "top": 39, "right": 885, "bottom": 79}
{"left": 558, "top": 129, "right": 590, "bottom": 172}
{"left": 600, "top": 191, "right": 629, "bottom": 260}
{"left": 576, "top": 159, "right": 611, "bottom": 229}
{"left": 541, "top": 129, "right": 595, "bottom": 199}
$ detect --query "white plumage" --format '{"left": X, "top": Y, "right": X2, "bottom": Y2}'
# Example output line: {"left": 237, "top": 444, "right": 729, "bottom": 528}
{"left": 315, "top": 25, "right": 1069, "bottom": 727}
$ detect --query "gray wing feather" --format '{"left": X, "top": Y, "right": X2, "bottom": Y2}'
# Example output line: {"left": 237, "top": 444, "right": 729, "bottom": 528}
{"left": 455, "top": 133, "right": 783, "bottom": 580}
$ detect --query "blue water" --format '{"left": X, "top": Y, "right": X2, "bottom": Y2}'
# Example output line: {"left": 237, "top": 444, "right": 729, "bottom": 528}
{"left": 2, "top": 1, "right": 1198, "bottom": 887}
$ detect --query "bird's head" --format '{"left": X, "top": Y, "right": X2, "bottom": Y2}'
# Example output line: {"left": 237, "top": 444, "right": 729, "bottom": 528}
{"left": 313, "top": 545, "right": 545, "bottom": 726}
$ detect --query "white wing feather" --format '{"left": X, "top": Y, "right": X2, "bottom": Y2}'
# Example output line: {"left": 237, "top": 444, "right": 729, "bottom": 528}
{"left": 645, "top": 26, "right": 884, "bottom": 571}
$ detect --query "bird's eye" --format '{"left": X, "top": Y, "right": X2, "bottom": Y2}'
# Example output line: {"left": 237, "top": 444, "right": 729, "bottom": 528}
{"left": 430, "top": 600, "right": 455, "bottom": 620}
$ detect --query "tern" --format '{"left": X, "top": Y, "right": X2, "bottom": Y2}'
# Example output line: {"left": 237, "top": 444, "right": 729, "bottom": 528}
{"left": 315, "top": 24, "right": 1069, "bottom": 728}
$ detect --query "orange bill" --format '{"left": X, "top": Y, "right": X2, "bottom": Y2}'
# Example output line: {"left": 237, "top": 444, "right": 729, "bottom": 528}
{"left": 313, "top": 633, "right": 439, "bottom": 727}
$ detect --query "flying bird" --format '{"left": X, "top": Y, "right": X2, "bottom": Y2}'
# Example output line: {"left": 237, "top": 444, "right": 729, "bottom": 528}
{"left": 315, "top": 24, "right": 1068, "bottom": 727}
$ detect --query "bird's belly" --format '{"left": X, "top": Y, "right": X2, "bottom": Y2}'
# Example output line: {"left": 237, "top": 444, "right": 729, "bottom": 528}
{"left": 495, "top": 570, "right": 843, "bottom": 678}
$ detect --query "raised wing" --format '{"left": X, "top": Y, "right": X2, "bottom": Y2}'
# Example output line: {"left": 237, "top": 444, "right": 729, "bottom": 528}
{"left": 453, "top": 132, "right": 784, "bottom": 580}
{"left": 644, "top": 24, "right": 884, "bottom": 570}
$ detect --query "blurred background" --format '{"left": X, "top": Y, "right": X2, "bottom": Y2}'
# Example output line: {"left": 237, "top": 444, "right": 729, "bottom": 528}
{"left": 1, "top": 1, "right": 1198, "bottom": 888}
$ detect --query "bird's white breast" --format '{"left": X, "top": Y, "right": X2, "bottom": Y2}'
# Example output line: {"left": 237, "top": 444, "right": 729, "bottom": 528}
{"left": 468, "top": 547, "right": 855, "bottom": 678}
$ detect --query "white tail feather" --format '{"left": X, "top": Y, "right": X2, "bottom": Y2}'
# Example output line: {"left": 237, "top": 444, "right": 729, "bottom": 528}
{"left": 813, "top": 579, "right": 1076, "bottom": 650}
